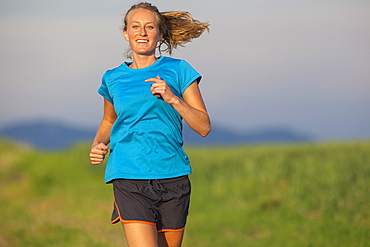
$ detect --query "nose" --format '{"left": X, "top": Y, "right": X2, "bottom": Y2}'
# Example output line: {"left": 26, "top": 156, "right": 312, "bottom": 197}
{"left": 140, "top": 27, "right": 147, "bottom": 36}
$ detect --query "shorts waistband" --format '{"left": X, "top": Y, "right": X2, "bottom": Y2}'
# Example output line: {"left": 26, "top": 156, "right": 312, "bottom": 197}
{"left": 113, "top": 175, "right": 188, "bottom": 185}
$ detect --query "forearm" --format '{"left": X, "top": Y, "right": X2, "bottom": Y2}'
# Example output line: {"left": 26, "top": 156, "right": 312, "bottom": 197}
{"left": 171, "top": 97, "right": 211, "bottom": 137}
{"left": 92, "top": 119, "right": 114, "bottom": 147}
{"left": 147, "top": 78, "right": 210, "bottom": 137}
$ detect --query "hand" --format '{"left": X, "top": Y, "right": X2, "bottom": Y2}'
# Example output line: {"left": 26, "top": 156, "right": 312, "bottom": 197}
{"left": 89, "top": 143, "right": 108, "bottom": 165}
{"left": 145, "top": 75, "right": 178, "bottom": 104}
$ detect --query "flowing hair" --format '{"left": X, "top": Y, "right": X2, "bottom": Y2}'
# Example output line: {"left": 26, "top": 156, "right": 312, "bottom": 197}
{"left": 122, "top": 2, "right": 210, "bottom": 58}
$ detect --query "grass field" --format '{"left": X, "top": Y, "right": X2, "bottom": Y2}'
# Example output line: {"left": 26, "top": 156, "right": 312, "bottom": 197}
{"left": 0, "top": 140, "right": 369, "bottom": 246}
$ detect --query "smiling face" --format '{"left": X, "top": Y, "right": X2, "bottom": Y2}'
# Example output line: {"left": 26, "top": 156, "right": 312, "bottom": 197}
{"left": 123, "top": 8, "right": 163, "bottom": 58}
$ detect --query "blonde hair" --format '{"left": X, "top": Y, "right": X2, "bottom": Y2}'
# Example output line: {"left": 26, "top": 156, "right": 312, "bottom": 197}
{"left": 123, "top": 2, "right": 209, "bottom": 58}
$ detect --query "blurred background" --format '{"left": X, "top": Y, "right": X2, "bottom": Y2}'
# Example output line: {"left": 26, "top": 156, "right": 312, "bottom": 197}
{"left": 1, "top": 1, "right": 369, "bottom": 246}
{"left": 1, "top": 0, "right": 369, "bottom": 148}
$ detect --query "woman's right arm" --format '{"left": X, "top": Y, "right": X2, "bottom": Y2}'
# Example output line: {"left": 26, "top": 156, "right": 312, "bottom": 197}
{"left": 89, "top": 99, "right": 117, "bottom": 165}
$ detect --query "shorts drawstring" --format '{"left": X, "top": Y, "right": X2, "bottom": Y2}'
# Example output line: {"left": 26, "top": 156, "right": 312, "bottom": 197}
{"left": 148, "top": 179, "right": 168, "bottom": 195}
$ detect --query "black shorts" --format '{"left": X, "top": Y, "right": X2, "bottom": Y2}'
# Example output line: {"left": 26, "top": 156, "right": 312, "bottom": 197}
{"left": 111, "top": 175, "right": 191, "bottom": 232}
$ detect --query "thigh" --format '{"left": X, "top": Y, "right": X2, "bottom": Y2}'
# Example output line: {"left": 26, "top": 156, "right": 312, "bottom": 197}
{"left": 112, "top": 179, "right": 158, "bottom": 225}
{"left": 123, "top": 223, "right": 158, "bottom": 247}
{"left": 158, "top": 231, "right": 184, "bottom": 247}
{"left": 156, "top": 176, "right": 191, "bottom": 232}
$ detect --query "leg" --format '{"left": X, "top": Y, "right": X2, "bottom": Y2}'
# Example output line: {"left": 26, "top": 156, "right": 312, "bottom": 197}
{"left": 158, "top": 231, "right": 185, "bottom": 247}
{"left": 122, "top": 223, "right": 158, "bottom": 247}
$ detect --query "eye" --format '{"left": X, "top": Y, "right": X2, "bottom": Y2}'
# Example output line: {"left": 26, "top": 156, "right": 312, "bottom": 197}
{"left": 132, "top": 25, "right": 139, "bottom": 29}
{"left": 146, "top": 26, "right": 154, "bottom": 30}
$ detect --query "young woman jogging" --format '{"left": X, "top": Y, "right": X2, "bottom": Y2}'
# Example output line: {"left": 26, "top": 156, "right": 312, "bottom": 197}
{"left": 89, "top": 2, "right": 210, "bottom": 246}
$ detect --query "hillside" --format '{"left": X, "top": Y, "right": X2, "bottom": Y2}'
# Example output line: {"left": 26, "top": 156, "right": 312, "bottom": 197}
{"left": 0, "top": 119, "right": 313, "bottom": 150}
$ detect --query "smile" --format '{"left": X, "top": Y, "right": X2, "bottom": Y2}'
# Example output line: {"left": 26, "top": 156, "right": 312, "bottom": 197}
{"left": 137, "top": 39, "right": 149, "bottom": 43}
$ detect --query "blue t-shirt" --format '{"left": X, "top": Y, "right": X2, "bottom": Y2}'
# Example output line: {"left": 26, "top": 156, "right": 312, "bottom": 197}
{"left": 98, "top": 56, "right": 201, "bottom": 182}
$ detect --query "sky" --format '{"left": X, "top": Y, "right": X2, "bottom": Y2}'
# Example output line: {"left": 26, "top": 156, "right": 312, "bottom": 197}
{"left": 0, "top": 0, "right": 369, "bottom": 140}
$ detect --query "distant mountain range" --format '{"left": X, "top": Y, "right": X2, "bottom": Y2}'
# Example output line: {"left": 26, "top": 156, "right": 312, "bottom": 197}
{"left": 0, "top": 120, "right": 313, "bottom": 150}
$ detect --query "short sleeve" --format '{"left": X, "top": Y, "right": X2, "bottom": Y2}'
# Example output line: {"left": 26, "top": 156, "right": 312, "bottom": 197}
{"left": 98, "top": 73, "right": 114, "bottom": 104}
{"left": 178, "top": 60, "right": 202, "bottom": 95}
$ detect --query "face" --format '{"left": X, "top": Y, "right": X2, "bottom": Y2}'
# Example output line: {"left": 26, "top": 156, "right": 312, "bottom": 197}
{"left": 123, "top": 8, "right": 163, "bottom": 57}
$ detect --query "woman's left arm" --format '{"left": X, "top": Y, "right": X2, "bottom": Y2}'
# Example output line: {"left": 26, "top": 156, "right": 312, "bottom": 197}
{"left": 175, "top": 81, "right": 211, "bottom": 137}
{"left": 148, "top": 77, "right": 211, "bottom": 137}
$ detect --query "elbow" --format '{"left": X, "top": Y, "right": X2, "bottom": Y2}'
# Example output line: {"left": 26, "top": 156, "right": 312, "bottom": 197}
{"left": 187, "top": 115, "right": 211, "bottom": 137}
{"left": 199, "top": 124, "right": 211, "bottom": 137}
{"left": 200, "top": 131, "right": 210, "bottom": 138}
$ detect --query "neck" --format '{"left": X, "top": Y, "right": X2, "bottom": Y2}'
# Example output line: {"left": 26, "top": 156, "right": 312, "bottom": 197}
{"left": 130, "top": 54, "right": 158, "bottom": 69}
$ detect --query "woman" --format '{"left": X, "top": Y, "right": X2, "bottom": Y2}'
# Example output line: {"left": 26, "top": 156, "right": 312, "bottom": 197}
{"left": 89, "top": 2, "right": 210, "bottom": 247}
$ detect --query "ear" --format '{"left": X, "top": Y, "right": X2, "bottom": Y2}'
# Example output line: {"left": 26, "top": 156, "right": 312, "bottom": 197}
{"left": 123, "top": 30, "right": 129, "bottom": 41}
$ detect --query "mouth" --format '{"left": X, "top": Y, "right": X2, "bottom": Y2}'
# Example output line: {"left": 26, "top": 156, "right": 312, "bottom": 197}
{"left": 136, "top": 39, "right": 149, "bottom": 43}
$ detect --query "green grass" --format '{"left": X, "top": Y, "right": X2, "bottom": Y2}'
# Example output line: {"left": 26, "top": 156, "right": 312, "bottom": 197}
{"left": 0, "top": 140, "right": 369, "bottom": 246}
